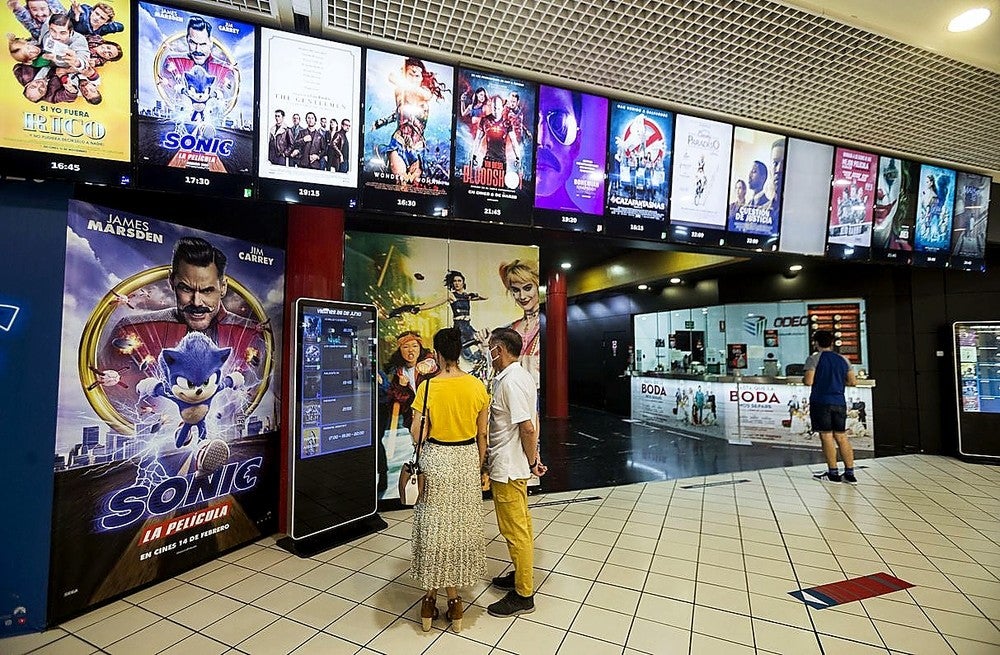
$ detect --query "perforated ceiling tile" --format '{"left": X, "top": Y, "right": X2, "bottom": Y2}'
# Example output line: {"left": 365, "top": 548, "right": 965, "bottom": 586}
{"left": 207, "top": 0, "right": 273, "bottom": 16}
{"left": 311, "top": 0, "right": 999, "bottom": 174}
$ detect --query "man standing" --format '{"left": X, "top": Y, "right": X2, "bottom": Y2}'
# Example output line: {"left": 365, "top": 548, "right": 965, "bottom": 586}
{"left": 486, "top": 327, "right": 545, "bottom": 617}
{"left": 804, "top": 330, "right": 858, "bottom": 483}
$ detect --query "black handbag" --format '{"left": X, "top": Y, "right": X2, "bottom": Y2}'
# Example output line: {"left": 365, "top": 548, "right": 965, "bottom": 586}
{"left": 398, "top": 379, "right": 430, "bottom": 506}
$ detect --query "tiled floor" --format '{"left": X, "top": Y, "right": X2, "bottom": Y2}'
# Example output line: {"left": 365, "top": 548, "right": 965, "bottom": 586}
{"left": 4, "top": 455, "right": 999, "bottom": 655}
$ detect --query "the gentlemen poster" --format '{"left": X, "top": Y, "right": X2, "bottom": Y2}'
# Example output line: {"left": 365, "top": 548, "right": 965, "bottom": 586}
{"left": 0, "top": 0, "right": 131, "bottom": 162}
{"left": 136, "top": 2, "right": 256, "bottom": 174}
{"left": 604, "top": 101, "right": 673, "bottom": 237}
{"left": 258, "top": 29, "right": 360, "bottom": 191}
{"left": 49, "top": 201, "right": 284, "bottom": 621}
{"left": 827, "top": 147, "right": 877, "bottom": 250}
{"left": 726, "top": 127, "right": 785, "bottom": 250}
{"left": 452, "top": 68, "right": 536, "bottom": 224}
{"left": 344, "top": 233, "right": 538, "bottom": 501}
{"left": 359, "top": 49, "right": 454, "bottom": 216}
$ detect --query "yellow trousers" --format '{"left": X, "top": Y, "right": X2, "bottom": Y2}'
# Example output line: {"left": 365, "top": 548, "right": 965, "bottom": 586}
{"left": 492, "top": 478, "right": 534, "bottom": 597}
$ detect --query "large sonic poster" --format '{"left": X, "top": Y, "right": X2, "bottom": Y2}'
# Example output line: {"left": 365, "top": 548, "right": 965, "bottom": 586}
{"left": 49, "top": 201, "right": 284, "bottom": 622}
{"left": 136, "top": 2, "right": 255, "bottom": 188}
{"left": 344, "top": 233, "right": 539, "bottom": 501}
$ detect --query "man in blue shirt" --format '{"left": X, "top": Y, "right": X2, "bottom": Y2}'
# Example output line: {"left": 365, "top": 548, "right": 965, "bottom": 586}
{"left": 803, "top": 330, "right": 858, "bottom": 483}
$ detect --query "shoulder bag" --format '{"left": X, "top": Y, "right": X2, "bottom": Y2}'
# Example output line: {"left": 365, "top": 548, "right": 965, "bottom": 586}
{"left": 398, "top": 379, "right": 430, "bottom": 506}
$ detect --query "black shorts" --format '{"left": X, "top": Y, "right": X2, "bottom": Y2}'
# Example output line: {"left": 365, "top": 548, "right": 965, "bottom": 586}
{"left": 810, "top": 403, "right": 847, "bottom": 432}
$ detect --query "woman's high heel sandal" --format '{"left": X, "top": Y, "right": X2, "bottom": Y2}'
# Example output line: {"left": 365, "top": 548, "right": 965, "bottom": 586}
{"left": 420, "top": 595, "right": 439, "bottom": 632}
{"left": 446, "top": 596, "right": 464, "bottom": 633}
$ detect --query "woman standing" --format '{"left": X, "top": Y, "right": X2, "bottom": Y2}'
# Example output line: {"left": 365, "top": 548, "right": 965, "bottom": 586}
{"left": 410, "top": 327, "right": 489, "bottom": 633}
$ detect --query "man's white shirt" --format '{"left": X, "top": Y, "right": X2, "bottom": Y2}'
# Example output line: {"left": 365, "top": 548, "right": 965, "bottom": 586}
{"left": 488, "top": 361, "right": 536, "bottom": 483}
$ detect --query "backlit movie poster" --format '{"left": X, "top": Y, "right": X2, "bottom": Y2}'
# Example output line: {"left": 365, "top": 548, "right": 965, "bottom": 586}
{"left": 258, "top": 29, "right": 360, "bottom": 187}
{"left": 726, "top": 127, "right": 785, "bottom": 248}
{"left": 670, "top": 114, "right": 733, "bottom": 229}
{"left": 605, "top": 102, "right": 673, "bottom": 224}
{"left": 0, "top": 0, "right": 130, "bottom": 160}
{"left": 137, "top": 2, "right": 255, "bottom": 173}
{"left": 534, "top": 85, "right": 608, "bottom": 216}
{"left": 951, "top": 172, "right": 990, "bottom": 261}
{"left": 361, "top": 49, "right": 454, "bottom": 211}
{"left": 873, "top": 157, "right": 916, "bottom": 254}
{"left": 49, "top": 201, "right": 284, "bottom": 621}
{"left": 914, "top": 164, "right": 956, "bottom": 253}
{"left": 344, "top": 233, "right": 539, "bottom": 500}
{"left": 828, "top": 148, "right": 877, "bottom": 248}
{"left": 453, "top": 68, "right": 536, "bottom": 222}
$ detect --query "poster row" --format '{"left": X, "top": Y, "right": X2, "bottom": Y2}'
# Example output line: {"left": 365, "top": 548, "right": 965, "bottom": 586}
{"left": 0, "top": 1, "right": 990, "bottom": 269}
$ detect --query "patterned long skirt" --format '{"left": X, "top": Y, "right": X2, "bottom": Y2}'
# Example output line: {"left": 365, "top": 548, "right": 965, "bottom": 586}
{"left": 411, "top": 442, "right": 487, "bottom": 589}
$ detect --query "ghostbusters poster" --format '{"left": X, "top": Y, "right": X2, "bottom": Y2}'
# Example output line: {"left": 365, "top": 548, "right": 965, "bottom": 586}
{"left": 49, "top": 200, "right": 284, "bottom": 621}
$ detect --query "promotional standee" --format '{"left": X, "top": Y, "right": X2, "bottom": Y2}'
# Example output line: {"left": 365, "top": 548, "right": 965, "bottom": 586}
{"left": 136, "top": 2, "right": 256, "bottom": 198}
{"left": 0, "top": 0, "right": 131, "bottom": 183}
{"left": 286, "top": 300, "right": 382, "bottom": 549}
{"left": 344, "top": 233, "right": 540, "bottom": 503}
{"left": 954, "top": 322, "right": 1000, "bottom": 460}
{"left": 257, "top": 29, "right": 361, "bottom": 206}
{"left": 360, "top": 49, "right": 454, "bottom": 217}
{"left": 452, "top": 68, "right": 537, "bottom": 224}
{"left": 0, "top": 181, "right": 71, "bottom": 636}
{"left": 48, "top": 201, "right": 285, "bottom": 622}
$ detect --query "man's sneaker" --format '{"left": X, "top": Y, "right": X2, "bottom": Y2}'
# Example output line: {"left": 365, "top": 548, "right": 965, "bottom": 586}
{"left": 491, "top": 571, "right": 516, "bottom": 590}
{"left": 814, "top": 470, "right": 842, "bottom": 482}
{"left": 487, "top": 590, "right": 535, "bottom": 617}
{"left": 842, "top": 471, "right": 858, "bottom": 484}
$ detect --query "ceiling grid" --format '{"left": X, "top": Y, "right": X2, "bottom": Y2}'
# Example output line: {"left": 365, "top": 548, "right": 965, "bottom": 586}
{"left": 222, "top": 0, "right": 1000, "bottom": 174}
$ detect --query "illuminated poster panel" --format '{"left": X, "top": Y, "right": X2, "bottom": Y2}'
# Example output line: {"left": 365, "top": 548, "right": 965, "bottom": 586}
{"left": 0, "top": 0, "right": 131, "bottom": 183}
{"left": 778, "top": 138, "right": 833, "bottom": 256}
{"left": 604, "top": 101, "right": 673, "bottom": 239}
{"left": 912, "top": 164, "right": 956, "bottom": 267}
{"left": 726, "top": 127, "right": 786, "bottom": 251}
{"left": 136, "top": 2, "right": 256, "bottom": 198}
{"left": 668, "top": 114, "right": 733, "bottom": 246}
{"left": 257, "top": 29, "right": 361, "bottom": 206}
{"left": 532, "top": 84, "right": 609, "bottom": 232}
{"left": 451, "top": 68, "right": 537, "bottom": 224}
{"left": 359, "top": 49, "right": 454, "bottom": 217}
{"left": 826, "top": 147, "right": 876, "bottom": 260}
{"left": 949, "top": 172, "right": 991, "bottom": 272}
{"left": 872, "top": 157, "right": 917, "bottom": 264}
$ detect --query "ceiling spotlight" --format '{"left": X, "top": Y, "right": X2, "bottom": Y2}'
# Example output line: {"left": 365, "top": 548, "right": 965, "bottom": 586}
{"left": 789, "top": 264, "right": 803, "bottom": 272}
{"left": 669, "top": 277, "right": 682, "bottom": 284}
{"left": 560, "top": 262, "right": 572, "bottom": 270}
{"left": 948, "top": 7, "right": 991, "bottom": 32}
{"left": 638, "top": 284, "right": 649, "bottom": 291}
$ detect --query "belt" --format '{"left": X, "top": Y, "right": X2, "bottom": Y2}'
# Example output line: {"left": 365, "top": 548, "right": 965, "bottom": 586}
{"left": 427, "top": 437, "right": 476, "bottom": 446}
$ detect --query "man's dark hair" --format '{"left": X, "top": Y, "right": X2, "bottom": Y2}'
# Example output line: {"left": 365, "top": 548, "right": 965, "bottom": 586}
{"left": 275, "top": 109, "right": 285, "bottom": 117}
{"left": 813, "top": 330, "right": 834, "bottom": 348}
{"left": 102, "top": 41, "right": 124, "bottom": 62}
{"left": 170, "top": 237, "right": 227, "bottom": 280}
{"left": 187, "top": 16, "right": 211, "bottom": 37}
{"left": 305, "top": 111, "right": 316, "bottom": 121}
{"left": 49, "top": 13, "right": 72, "bottom": 28}
{"left": 433, "top": 327, "right": 462, "bottom": 362}
{"left": 490, "top": 327, "right": 522, "bottom": 358}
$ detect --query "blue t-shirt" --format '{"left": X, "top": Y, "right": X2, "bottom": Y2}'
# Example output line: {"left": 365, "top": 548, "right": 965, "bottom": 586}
{"left": 804, "top": 350, "right": 851, "bottom": 405}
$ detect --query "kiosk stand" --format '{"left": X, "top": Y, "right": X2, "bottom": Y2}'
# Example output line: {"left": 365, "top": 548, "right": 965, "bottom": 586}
{"left": 953, "top": 322, "right": 1000, "bottom": 461}
{"left": 281, "top": 299, "right": 386, "bottom": 557}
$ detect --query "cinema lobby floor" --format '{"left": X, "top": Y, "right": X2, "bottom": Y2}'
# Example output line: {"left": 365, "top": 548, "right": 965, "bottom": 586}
{"left": 6, "top": 454, "right": 1000, "bottom": 655}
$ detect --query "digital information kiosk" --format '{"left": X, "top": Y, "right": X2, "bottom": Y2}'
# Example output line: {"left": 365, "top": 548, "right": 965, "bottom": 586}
{"left": 953, "top": 321, "right": 1000, "bottom": 460}
{"left": 285, "top": 299, "right": 384, "bottom": 553}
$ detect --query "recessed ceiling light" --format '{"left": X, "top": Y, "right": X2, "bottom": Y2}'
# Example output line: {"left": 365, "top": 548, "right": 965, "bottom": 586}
{"left": 560, "top": 262, "right": 572, "bottom": 270}
{"left": 669, "top": 277, "right": 682, "bottom": 284}
{"left": 789, "top": 264, "right": 803, "bottom": 272}
{"left": 948, "top": 7, "right": 991, "bottom": 32}
{"left": 638, "top": 284, "right": 649, "bottom": 290}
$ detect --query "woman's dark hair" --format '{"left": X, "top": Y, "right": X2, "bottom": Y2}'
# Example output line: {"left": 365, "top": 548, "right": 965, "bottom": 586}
{"left": 443, "top": 270, "right": 465, "bottom": 288}
{"left": 433, "top": 327, "right": 463, "bottom": 362}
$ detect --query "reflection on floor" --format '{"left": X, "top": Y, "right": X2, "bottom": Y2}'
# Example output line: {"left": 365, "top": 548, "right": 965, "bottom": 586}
{"left": 5, "top": 455, "right": 998, "bottom": 654}
{"left": 538, "top": 405, "right": 872, "bottom": 492}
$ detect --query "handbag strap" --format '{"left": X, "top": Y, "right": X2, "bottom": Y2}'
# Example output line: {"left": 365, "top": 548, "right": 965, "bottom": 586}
{"left": 414, "top": 378, "right": 431, "bottom": 466}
